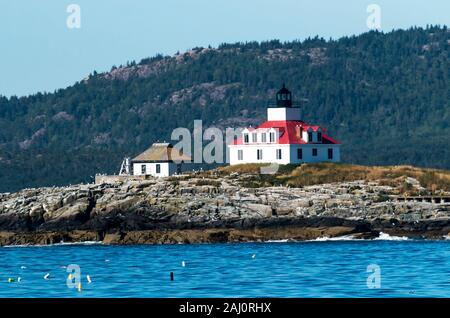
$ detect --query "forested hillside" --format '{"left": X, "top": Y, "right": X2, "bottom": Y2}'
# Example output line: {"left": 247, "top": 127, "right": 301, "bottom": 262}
{"left": 0, "top": 26, "right": 449, "bottom": 192}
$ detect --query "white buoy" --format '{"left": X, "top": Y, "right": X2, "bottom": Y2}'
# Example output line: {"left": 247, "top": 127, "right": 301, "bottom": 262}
{"left": 105, "top": 259, "right": 110, "bottom": 263}
{"left": 20, "top": 266, "right": 26, "bottom": 269}
{"left": 252, "top": 254, "right": 256, "bottom": 259}
{"left": 17, "top": 277, "right": 22, "bottom": 283}
{"left": 87, "top": 275, "right": 92, "bottom": 284}
{"left": 181, "top": 261, "right": 186, "bottom": 267}
{"left": 44, "top": 273, "right": 50, "bottom": 280}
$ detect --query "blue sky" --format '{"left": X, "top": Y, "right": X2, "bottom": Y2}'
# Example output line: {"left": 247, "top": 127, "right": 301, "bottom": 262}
{"left": 1, "top": 0, "right": 449, "bottom": 97}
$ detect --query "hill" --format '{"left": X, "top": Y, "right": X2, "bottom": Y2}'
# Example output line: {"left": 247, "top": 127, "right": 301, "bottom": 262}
{"left": 0, "top": 26, "right": 449, "bottom": 193}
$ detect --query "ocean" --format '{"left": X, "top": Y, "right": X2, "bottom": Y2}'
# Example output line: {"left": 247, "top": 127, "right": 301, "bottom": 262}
{"left": 1, "top": 236, "right": 449, "bottom": 298}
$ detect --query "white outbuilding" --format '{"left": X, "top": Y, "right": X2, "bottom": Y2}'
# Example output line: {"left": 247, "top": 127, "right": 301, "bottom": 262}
{"left": 131, "top": 142, "right": 191, "bottom": 177}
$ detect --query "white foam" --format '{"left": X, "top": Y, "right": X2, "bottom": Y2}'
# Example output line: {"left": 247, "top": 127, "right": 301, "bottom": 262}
{"left": 310, "top": 234, "right": 357, "bottom": 242}
{"left": 374, "top": 232, "right": 409, "bottom": 241}
{"left": 2, "top": 241, "right": 102, "bottom": 248}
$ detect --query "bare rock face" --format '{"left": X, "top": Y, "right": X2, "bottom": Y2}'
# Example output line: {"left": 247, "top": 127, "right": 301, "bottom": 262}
{"left": 0, "top": 175, "right": 449, "bottom": 245}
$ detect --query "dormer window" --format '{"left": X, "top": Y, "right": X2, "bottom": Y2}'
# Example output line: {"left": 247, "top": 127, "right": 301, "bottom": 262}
{"left": 244, "top": 133, "right": 249, "bottom": 143}
{"left": 261, "top": 133, "right": 267, "bottom": 143}
{"left": 317, "top": 132, "right": 322, "bottom": 143}
{"left": 269, "top": 132, "right": 276, "bottom": 143}
{"left": 252, "top": 133, "right": 257, "bottom": 143}
{"left": 308, "top": 132, "right": 313, "bottom": 143}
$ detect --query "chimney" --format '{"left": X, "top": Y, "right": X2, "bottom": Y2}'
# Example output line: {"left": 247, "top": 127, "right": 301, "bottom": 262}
{"left": 296, "top": 125, "right": 303, "bottom": 139}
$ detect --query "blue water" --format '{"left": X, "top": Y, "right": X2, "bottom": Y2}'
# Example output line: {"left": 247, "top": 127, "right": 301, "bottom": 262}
{"left": 0, "top": 241, "right": 449, "bottom": 298}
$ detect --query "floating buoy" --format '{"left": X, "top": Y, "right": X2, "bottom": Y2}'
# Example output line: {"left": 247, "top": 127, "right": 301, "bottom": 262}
{"left": 252, "top": 254, "right": 256, "bottom": 259}
{"left": 170, "top": 272, "right": 174, "bottom": 281}
{"left": 44, "top": 273, "right": 50, "bottom": 280}
{"left": 181, "top": 261, "right": 186, "bottom": 267}
{"left": 7, "top": 278, "right": 14, "bottom": 283}
{"left": 20, "top": 266, "right": 27, "bottom": 269}
{"left": 17, "top": 277, "right": 22, "bottom": 283}
{"left": 86, "top": 275, "right": 92, "bottom": 284}
{"left": 77, "top": 282, "right": 82, "bottom": 292}
{"left": 105, "top": 259, "right": 110, "bottom": 263}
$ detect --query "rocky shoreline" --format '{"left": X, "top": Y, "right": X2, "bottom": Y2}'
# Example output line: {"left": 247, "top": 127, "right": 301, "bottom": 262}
{"left": 1, "top": 172, "right": 450, "bottom": 246}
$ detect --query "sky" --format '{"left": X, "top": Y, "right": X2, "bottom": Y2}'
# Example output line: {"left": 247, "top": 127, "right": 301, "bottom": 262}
{"left": 0, "top": 0, "right": 449, "bottom": 97}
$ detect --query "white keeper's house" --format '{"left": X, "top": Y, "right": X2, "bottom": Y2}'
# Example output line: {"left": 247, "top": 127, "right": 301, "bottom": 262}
{"left": 228, "top": 85, "right": 341, "bottom": 165}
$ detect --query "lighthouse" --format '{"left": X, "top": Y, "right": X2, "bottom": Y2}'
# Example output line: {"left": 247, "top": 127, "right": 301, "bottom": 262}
{"left": 228, "top": 85, "right": 341, "bottom": 165}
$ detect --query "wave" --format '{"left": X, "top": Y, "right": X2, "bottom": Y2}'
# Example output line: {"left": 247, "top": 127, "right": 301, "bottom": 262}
{"left": 308, "top": 234, "right": 358, "bottom": 242}
{"left": 265, "top": 239, "right": 291, "bottom": 243}
{"left": 374, "top": 232, "right": 409, "bottom": 241}
{"left": 2, "top": 241, "right": 103, "bottom": 248}
{"left": 308, "top": 232, "right": 412, "bottom": 242}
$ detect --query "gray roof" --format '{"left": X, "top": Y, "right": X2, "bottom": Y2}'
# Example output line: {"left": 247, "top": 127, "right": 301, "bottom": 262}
{"left": 132, "top": 143, "right": 191, "bottom": 162}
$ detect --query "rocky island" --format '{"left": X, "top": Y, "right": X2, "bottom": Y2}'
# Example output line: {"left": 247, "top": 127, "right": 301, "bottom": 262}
{"left": 1, "top": 163, "right": 450, "bottom": 246}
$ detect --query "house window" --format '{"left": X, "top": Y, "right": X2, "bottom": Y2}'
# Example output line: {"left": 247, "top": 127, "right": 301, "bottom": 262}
{"left": 318, "top": 132, "right": 322, "bottom": 143}
{"left": 261, "top": 133, "right": 267, "bottom": 143}
{"left": 156, "top": 164, "right": 161, "bottom": 174}
{"left": 276, "top": 149, "right": 282, "bottom": 160}
{"left": 269, "top": 132, "right": 275, "bottom": 143}
{"left": 328, "top": 148, "right": 333, "bottom": 160}
{"left": 308, "top": 132, "right": 313, "bottom": 143}
{"left": 312, "top": 148, "right": 318, "bottom": 157}
{"left": 297, "top": 148, "right": 303, "bottom": 160}
{"left": 252, "top": 132, "right": 257, "bottom": 143}
{"left": 238, "top": 149, "right": 243, "bottom": 160}
{"left": 244, "top": 134, "right": 249, "bottom": 143}
{"left": 141, "top": 165, "right": 146, "bottom": 175}
{"left": 257, "top": 149, "right": 263, "bottom": 160}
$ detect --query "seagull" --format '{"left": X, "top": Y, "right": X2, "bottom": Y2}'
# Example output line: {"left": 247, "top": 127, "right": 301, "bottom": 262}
{"left": 44, "top": 273, "right": 50, "bottom": 280}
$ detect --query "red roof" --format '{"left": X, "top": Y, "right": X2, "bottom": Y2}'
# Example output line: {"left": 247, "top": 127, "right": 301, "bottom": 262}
{"left": 231, "top": 120, "right": 341, "bottom": 145}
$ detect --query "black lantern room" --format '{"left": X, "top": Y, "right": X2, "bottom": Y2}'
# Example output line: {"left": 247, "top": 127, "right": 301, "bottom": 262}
{"left": 276, "top": 84, "right": 292, "bottom": 107}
